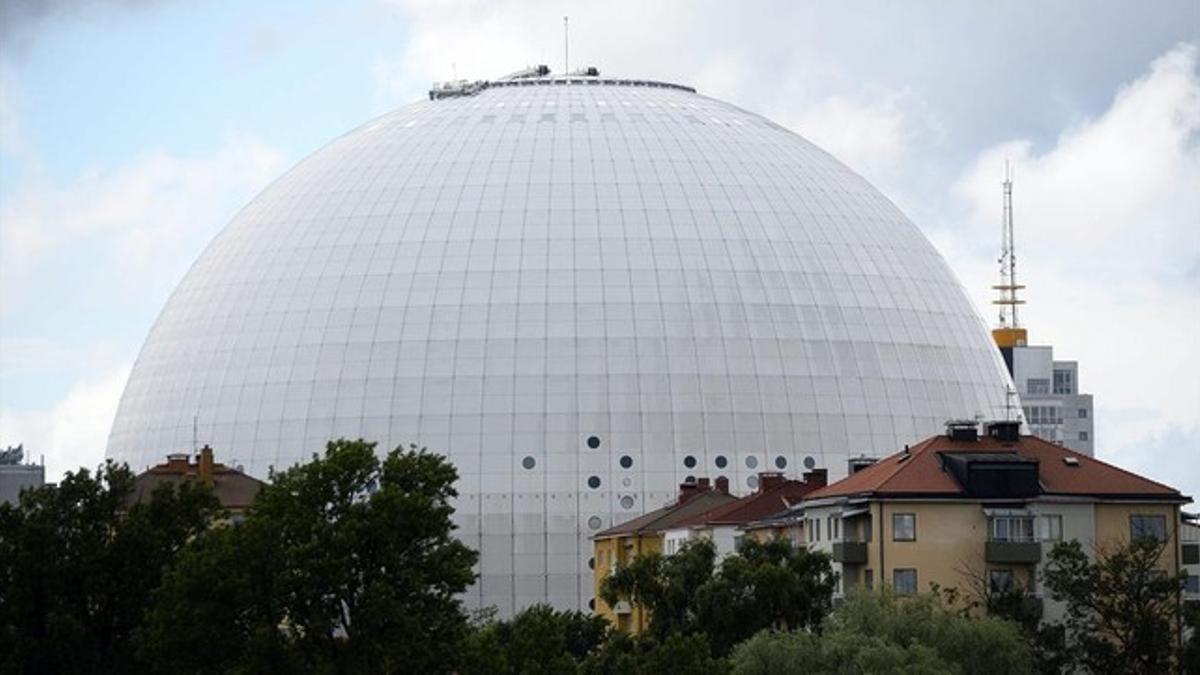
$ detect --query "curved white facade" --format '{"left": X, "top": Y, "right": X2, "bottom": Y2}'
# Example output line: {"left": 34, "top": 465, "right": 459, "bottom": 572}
{"left": 107, "top": 75, "right": 1012, "bottom": 615}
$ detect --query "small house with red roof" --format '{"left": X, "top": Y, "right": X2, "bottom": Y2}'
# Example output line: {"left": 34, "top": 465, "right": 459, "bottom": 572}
{"left": 661, "top": 469, "right": 829, "bottom": 558}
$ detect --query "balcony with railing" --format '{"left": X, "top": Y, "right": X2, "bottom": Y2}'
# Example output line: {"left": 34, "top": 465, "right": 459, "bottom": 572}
{"left": 986, "top": 514, "right": 1041, "bottom": 564}
{"left": 832, "top": 541, "right": 867, "bottom": 565}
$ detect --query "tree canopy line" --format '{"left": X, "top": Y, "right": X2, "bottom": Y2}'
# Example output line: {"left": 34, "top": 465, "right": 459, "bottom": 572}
{"left": 0, "top": 439, "right": 1196, "bottom": 674}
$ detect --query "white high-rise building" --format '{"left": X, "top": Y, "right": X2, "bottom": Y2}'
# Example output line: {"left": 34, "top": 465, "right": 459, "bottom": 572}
{"left": 1005, "top": 346, "right": 1094, "bottom": 455}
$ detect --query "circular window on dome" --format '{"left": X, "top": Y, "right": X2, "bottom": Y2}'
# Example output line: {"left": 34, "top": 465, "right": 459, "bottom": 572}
{"left": 620, "top": 495, "right": 635, "bottom": 509}
{"left": 587, "top": 476, "right": 601, "bottom": 489}
{"left": 685, "top": 475, "right": 696, "bottom": 484}
{"left": 588, "top": 557, "right": 595, "bottom": 570}
{"left": 586, "top": 436, "right": 601, "bottom": 449}
{"left": 747, "top": 475, "right": 759, "bottom": 489}
{"left": 522, "top": 456, "right": 536, "bottom": 470}
{"left": 587, "top": 516, "right": 603, "bottom": 530}
{"left": 715, "top": 455, "right": 728, "bottom": 469}
{"left": 775, "top": 455, "right": 788, "bottom": 470}
{"left": 619, "top": 455, "right": 633, "bottom": 469}
{"left": 745, "top": 455, "right": 758, "bottom": 469}
{"left": 588, "top": 598, "right": 595, "bottom": 611}
{"left": 684, "top": 455, "right": 697, "bottom": 468}
{"left": 804, "top": 456, "right": 816, "bottom": 470}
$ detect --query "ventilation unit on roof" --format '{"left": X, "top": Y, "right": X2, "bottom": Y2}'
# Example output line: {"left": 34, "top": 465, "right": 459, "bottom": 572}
{"left": 1063, "top": 457, "right": 1080, "bottom": 467}
{"left": 945, "top": 419, "right": 980, "bottom": 442}
{"left": 985, "top": 420, "right": 1021, "bottom": 442}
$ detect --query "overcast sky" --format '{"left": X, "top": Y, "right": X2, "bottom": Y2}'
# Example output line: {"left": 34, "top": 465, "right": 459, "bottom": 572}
{"left": 1, "top": 0, "right": 1197, "bottom": 498}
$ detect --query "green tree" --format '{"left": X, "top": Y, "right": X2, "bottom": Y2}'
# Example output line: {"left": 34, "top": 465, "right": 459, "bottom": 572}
{"left": 695, "top": 537, "right": 836, "bottom": 652}
{"left": 730, "top": 629, "right": 950, "bottom": 675}
{"left": 141, "top": 440, "right": 479, "bottom": 674}
{"left": 600, "top": 537, "right": 836, "bottom": 655}
{"left": 0, "top": 461, "right": 218, "bottom": 674}
{"left": 580, "top": 632, "right": 725, "bottom": 675}
{"left": 599, "top": 536, "right": 718, "bottom": 639}
{"left": 460, "top": 604, "right": 610, "bottom": 675}
{"left": 1043, "top": 537, "right": 1186, "bottom": 674}
{"left": 729, "top": 589, "right": 1033, "bottom": 675}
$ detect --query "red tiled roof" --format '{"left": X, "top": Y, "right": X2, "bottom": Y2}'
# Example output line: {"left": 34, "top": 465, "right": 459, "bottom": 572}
{"left": 129, "top": 460, "right": 264, "bottom": 510}
{"left": 673, "top": 478, "right": 823, "bottom": 528}
{"left": 806, "top": 433, "right": 1188, "bottom": 501}
{"left": 594, "top": 489, "right": 738, "bottom": 539}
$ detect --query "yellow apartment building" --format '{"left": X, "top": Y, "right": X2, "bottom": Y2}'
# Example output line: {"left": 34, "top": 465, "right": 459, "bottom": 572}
{"left": 801, "top": 420, "right": 1190, "bottom": 624}
{"left": 592, "top": 478, "right": 736, "bottom": 632}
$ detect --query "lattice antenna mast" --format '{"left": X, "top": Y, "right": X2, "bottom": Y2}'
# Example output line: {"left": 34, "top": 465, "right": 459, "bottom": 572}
{"left": 993, "top": 161, "right": 1025, "bottom": 327}
{"left": 563, "top": 16, "right": 569, "bottom": 75}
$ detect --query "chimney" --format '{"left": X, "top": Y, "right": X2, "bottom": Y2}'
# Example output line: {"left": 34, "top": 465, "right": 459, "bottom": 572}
{"left": 945, "top": 419, "right": 980, "bottom": 442}
{"left": 848, "top": 456, "right": 877, "bottom": 474}
{"left": 802, "top": 468, "right": 828, "bottom": 488}
{"left": 757, "top": 472, "right": 785, "bottom": 491}
{"left": 697, "top": 477, "right": 711, "bottom": 491}
{"left": 678, "top": 478, "right": 699, "bottom": 504}
{"left": 199, "top": 445, "right": 215, "bottom": 487}
{"left": 715, "top": 476, "right": 730, "bottom": 494}
{"left": 985, "top": 420, "right": 1021, "bottom": 443}
{"left": 166, "top": 453, "right": 190, "bottom": 471}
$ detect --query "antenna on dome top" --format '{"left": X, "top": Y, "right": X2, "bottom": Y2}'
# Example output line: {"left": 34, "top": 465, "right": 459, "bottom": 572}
{"left": 991, "top": 160, "right": 1028, "bottom": 349}
{"left": 563, "top": 16, "right": 569, "bottom": 75}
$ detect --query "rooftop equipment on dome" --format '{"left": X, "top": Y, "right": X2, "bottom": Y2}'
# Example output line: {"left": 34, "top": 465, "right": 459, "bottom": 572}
{"left": 428, "top": 79, "right": 488, "bottom": 100}
{"left": 499, "top": 64, "right": 551, "bottom": 80}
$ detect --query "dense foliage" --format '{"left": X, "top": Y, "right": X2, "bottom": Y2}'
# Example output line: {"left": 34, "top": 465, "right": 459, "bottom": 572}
{"left": 729, "top": 589, "right": 1033, "bottom": 674}
{"left": 2, "top": 442, "right": 1193, "bottom": 674}
{"left": 601, "top": 537, "right": 836, "bottom": 654}
{"left": 1043, "top": 537, "right": 1188, "bottom": 674}
{"left": 460, "top": 604, "right": 609, "bottom": 674}
{"left": 0, "top": 462, "right": 217, "bottom": 673}
{"left": 141, "top": 440, "right": 479, "bottom": 673}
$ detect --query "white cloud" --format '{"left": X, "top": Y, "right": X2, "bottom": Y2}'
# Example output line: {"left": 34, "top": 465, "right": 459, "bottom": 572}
{"left": 375, "top": 0, "right": 940, "bottom": 187}
{"left": 0, "top": 124, "right": 285, "bottom": 478}
{"left": 0, "top": 135, "right": 286, "bottom": 316}
{"left": 0, "top": 363, "right": 130, "bottom": 481}
{"left": 947, "top": 42, "right": 1200, "bottom": 497}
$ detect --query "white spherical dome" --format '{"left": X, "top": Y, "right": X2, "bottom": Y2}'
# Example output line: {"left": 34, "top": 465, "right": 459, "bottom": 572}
{"left": 107, "top": 75, "right": 1011, "bottom": 614}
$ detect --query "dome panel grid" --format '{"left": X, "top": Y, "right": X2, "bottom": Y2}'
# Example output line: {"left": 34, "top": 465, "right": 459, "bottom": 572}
{"left": 108, "top": 80, "right": 1012, "bottom": 614}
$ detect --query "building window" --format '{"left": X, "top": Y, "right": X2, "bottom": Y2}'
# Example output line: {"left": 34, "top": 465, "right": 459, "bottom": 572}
{"left": 892, "top": 513, "right": 916, "bottom": 541}
{"left": 1025, "top": 405, "right": 1064, "bottom": 425}
{"left": 1027, "top": 378, "right": 1050, "bottom": 394}
{"left": 1130, "top": 515, "right": 1167, "bottom": 543}
{"left": 864, "top": 569, "right": 874, "bottom": 590}
{"left": 893, "top": 568, "right": 917, "bottom": 595}
{"left": 990, "top": 516, "right": 1035, "bottom": 542}
{"left": 1078, "top": 431, "right": 1089, "bottom": 441}
{"left": 1039, "top": 514, "right": 1063, "bottom": 542}
{"left": 989, "top": 569, "right": 1015, "bottom": 594}
{"left": 1186, "top": 574, "right": 1199, "bottom": 595}
{"left": 1078, "top": 408, "right": 1088, "bottom": 419}
{"left": 1053, "top": 369, "right": 1074, "bottom": 395}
